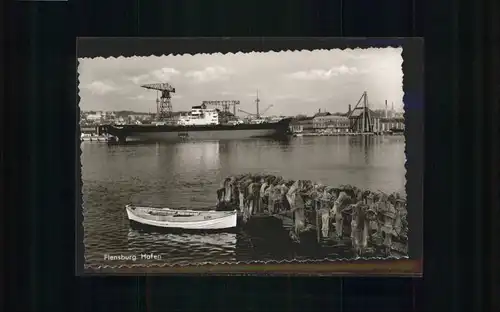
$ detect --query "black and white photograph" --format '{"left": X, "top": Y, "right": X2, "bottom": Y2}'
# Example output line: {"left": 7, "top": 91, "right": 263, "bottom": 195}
{"left": 78, "top": 39, "right": 423, "bottom": 273}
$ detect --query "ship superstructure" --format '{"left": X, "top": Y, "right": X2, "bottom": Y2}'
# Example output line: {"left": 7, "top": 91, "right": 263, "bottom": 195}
{"left": 178, "top": 104, "right": 220, "bottom": 126}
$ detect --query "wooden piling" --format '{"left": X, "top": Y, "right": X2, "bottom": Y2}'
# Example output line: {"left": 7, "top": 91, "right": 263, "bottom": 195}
{"left": 315, "top": 208, "right": 320, "bottom": 243}
{"left": 218, "top": 173, "right": 408, "bottom": 255}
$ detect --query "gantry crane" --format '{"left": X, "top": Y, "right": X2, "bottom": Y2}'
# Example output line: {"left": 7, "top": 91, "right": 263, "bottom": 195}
{"left": 201, "top": 100, "right": 240, "bottom": 115}
{"left": 140, "top": 83, "right": 176, "bottom": 120}
{"left": 347, "top": 91, "right": 373, "bottom": 133}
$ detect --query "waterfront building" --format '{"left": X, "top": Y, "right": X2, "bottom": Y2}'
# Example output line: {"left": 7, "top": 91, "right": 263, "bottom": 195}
{"left": 369, "top": 111, "right": 385, "bottom": 133}
{"left": 289, "top": 117, "right": 314, "bottom": 133}
{"left": 372, "top": 117, "right": 381, "bottom": 133}
{"left": 86, "top": 111, "right": 104, "bottom": 122}
{"left": 380, "top": 117, "right": 405, "bottom": 132}
{"left": 104, "top": 111, "right": 116, "bottom": 119}
{"left": 312, "top": 115, "right": 350, "bottom": 133}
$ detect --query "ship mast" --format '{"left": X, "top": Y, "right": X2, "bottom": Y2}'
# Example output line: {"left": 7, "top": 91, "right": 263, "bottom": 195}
{"left": 255, "top": 90, "right": 260, "bottom": 118}
{"left": 237, "top": 90, "right": 273, "bottom": 119}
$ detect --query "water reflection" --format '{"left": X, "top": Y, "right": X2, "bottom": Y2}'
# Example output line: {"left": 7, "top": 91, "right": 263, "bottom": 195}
{"left": 166, "top": 141, "right": 221, "bottom": 171}
{"left": 83, "top": 136, "right": 407, "bottom": 266}
{"left": 127, "top": 228, "right": 238, "bottom": 264}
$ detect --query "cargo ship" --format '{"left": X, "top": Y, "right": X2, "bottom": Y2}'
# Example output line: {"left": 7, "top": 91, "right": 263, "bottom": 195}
{"left": 98, "top": 103, "right": 292, "bottom": 143}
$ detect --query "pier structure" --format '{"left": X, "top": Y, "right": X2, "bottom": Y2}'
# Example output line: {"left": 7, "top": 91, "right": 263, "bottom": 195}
{"left": 217, "top": 174, "right": 408, "bottom": 257}
{"left": 81, "top": 126, "right": 99, "bottom": 133}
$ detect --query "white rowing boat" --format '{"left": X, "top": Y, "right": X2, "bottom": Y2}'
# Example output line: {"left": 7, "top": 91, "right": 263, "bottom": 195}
{"left": 125, "top": 204, "right": 237, "bottom": 230}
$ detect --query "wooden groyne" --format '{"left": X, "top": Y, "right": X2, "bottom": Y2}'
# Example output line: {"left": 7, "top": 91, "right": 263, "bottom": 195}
{"left": 216, "top": 174, "right": 408, "bottom": 257}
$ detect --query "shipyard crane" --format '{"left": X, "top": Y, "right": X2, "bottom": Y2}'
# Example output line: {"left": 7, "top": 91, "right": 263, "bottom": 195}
{"left": 237, "top": 90, "right": 274, "bottom": 118}
{"left": 238, "top": 104, "right": 273, "bottom": 117}
{"left": 347, "top": 91, "right": 373, "bottom": 133}
{"left": 259, "top": 104, "right": 273, "bottom": 115}
{"left": 140, "top": 83, "right": 176, "bottom": 120}
{"left": 238, "top": 108, "right": 255, "bottom": 116}
{"left": 201, "top": 100, "right": 241, "bottom": 115}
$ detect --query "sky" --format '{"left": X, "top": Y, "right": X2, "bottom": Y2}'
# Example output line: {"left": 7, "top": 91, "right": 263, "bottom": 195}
{"left": 78, "top": 48, "right": 403, "bottom": 116}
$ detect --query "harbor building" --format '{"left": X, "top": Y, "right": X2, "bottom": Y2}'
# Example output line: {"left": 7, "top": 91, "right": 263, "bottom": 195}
{"left": 349, "top": 108, "right": 404, "bottom": 134}
{"left": 361, "top": 110, "right": 385, "bottom": 133}
{"left": 372, "top": 116, "right": 381, "bottom": 133}
{"left": 86, "top": 111, "right": 104, "bottom": 122}
{"left": 289, "top": 117, "right": 314, "bottom": 133}
{"left": 312, "top": 114, "right": 350, "bottom": 133}
{"left": 289, "top": 92, "right": 405, "bottom": 135}
{"left": 380, "top": 117, "right": 405, "bottom": 132}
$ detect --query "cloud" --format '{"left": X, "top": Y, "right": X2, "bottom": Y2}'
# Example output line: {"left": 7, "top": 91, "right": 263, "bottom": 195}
{"left": 83, "top": 80, "right": 118, "bottom": 95}
{"left": 287, "top": 65, "right": 360, "bottom": 80}
{"left": 127, "top": 94, "right": 148, "bottom": 100}
{"left": 150, "top": 67, "right": 180, "bottom": 81}
{"left": 273, "top": 94, "right": 317, "bottom": 102}
{"left": 128, "top": 67, "right": 180, "bottom": 85}
{"left": 129, "top": 74, "right": 150, "bottom": 85}
{"left": 128, "top": 93, "right": 183, "bottom": 101}
{"left": 304, "top": 97, "right": 319, "bottom": 102}
{"left": 273, "top": 95, "right": 296, "bottom": 100}
{"left": 78, "top": 48, "right": 403, "bottom": 115}
{"left": 185, "top": 66, "right": 233, "bottom": 83}
{"left": 345, "top": 51, "right": 370, "bottom": 60}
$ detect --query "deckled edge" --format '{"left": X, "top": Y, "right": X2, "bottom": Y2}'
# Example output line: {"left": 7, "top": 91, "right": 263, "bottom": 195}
{"left": 401, "top": 44, "right": 409, "bottom": 253}
{"left": 76, "top": 47, "right": 401, "bottom": 61}
{"left": 401, "top": 39, "right": 423, "bottom": 265}
{"left": 83, "top": 255, "right": 410, "bottom": 270}
{"left": 76, "top": 53, "right": 85, "bottom": 272}
{"left": 76, "top": 42, "right": 410, "bottom": 272}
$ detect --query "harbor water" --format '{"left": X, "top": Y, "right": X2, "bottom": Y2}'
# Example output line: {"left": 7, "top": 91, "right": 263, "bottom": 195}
{"left": 82, "top": 135, "right": 406, "bottom": 266}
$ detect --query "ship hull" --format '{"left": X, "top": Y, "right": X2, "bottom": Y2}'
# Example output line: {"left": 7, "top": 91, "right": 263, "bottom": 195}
{"left": 126, "top": 128, "right": 278, "bottom": 142}
{"left": 99, "top": 119, "right": 292, "bottom": 143}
